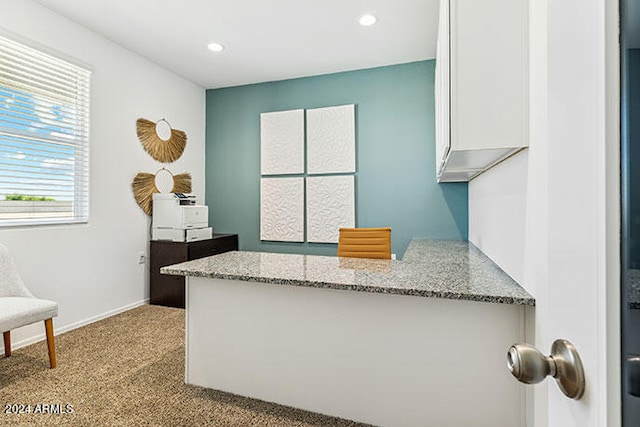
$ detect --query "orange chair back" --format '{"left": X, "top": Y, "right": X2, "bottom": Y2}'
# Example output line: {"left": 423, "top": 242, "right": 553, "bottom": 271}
{"left": 337, "top": 227, "right": 392, "bottom": 259}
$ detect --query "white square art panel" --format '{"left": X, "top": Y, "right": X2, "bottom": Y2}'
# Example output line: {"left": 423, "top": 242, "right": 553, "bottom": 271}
{"left": 306, "top": 175, "right": 355, "bottom": 243}
{"left": 260, "top": 109, "right": 304, "bottom": 175}
{"left": 260, "top": 177, "right": 304, "bottom": 242}
{"left": 307, "top": 104, "right": 356, "bottom": 174}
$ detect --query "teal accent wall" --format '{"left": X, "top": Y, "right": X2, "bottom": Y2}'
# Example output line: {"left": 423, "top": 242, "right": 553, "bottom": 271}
{"left": 205, "top": 60, "right": 467, "bottom": 257}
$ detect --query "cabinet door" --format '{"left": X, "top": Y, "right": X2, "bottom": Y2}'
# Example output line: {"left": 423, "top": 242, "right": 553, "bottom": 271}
{"left": 150, "top": 242, "right": 189, "bottom": 307}
{"left": 435, "top": 0, "right": 528, "bottom": 182}
{"left": 450, "top": 0, "right": 527, "bottom": 151}
{"left": 150, "top": 235, "right": 239, "bottom": 308}
{"left": 434, "top": 0, "right": 450, "bottom": 178}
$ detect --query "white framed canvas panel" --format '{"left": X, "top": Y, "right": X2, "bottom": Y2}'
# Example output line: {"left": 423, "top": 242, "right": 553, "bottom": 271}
{"left": 260, "top": 177, "right": 304, "bottom": 242}
{"left": 306, "top": 104, "right": 356, "bottom": 174}
{"left": 306, "top": 175, "right": 355, "bottom": 243}
{"left": 260, "top": 109, "right": 304, "bottom": 175}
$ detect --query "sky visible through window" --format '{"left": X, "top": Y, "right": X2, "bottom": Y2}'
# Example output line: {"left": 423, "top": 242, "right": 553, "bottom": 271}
{"left": 0, "top": 84, "right": 77, "bottom": 202}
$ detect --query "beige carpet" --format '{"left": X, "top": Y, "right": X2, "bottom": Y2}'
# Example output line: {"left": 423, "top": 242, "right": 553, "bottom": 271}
{"left": 0, "top": 305, "right": 369, "bottom": 427}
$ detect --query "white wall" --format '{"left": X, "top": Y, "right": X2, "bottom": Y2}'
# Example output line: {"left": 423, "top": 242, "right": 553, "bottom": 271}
{"left": 469, "top": 150, "right": 528, "bottom": 287}
{"left": 0, "top": 0, "right": 205, "bottom": 348}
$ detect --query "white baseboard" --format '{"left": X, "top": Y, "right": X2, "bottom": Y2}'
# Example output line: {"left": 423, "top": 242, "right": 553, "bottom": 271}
{"left": 7, "top": 299, "right": 150, "bottom": 351}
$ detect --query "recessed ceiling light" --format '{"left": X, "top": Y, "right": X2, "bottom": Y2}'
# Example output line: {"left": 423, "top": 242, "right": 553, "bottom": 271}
{"left": 359, "top": 14, "right": 377, "bottom": 26}
{"left": 207, "top": 42, "right": 225, "bottom": 52}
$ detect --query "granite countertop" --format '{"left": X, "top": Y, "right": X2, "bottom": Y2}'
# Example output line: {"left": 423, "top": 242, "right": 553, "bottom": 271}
{"left": 161, "top": 239, "right": 534, "bottom": 306}
{"left": 627, "top": 269, "right": 640, "bottom": 309}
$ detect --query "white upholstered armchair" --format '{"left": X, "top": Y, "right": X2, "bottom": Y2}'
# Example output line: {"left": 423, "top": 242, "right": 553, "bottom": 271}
{"left": 0, "top": 243, "right": 58, "bottom": 368}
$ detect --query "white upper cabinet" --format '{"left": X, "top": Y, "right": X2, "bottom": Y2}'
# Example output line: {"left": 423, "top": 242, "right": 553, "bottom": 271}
{"left": 435, "top": 0, "right": 528, "bottom": 182}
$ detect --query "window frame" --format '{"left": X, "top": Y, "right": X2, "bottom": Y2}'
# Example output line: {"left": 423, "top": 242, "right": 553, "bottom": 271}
{"left": 0, "top": 32, "right": 91, "bottom": 228}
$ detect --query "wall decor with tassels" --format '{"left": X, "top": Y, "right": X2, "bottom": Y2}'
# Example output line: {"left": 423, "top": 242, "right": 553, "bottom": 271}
{"left": 131, "top": 118, "right": 192, "bottom": 215}
{"left": 132, "top": 168, "right": 192, "bottom": 216}
{"left": 136, "top": 118, "right": 187, "bottom": 163}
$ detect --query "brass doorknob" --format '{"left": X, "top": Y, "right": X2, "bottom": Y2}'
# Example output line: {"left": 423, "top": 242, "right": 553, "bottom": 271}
{"left": 507, "top": 339, "right": 585, "bottom": 399}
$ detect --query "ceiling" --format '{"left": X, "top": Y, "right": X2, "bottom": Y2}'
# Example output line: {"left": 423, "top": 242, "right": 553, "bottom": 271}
{"left": 33, "top": 0, "right": 439, "bottom": 89}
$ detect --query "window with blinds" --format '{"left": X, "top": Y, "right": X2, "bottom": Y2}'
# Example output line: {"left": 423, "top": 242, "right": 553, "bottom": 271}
{"left": 0, "top": 34, "right": 90, "bottom": 226}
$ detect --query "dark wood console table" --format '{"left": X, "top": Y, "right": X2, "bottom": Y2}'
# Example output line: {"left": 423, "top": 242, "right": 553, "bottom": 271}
{"left": 150, "top": 233, "right": 238, "bottom": 308}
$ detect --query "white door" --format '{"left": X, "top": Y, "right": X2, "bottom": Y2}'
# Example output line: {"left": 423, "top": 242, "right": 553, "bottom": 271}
{"left": 526, "top": 0, "right": 619, "bottom": 426}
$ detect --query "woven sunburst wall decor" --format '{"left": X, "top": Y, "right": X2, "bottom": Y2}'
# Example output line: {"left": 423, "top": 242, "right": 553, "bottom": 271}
{"left": 132, "top": 169, "right": 192, "bottom": 215}
{"left": 136, "top": 118, "right": 187, "bottom": 163}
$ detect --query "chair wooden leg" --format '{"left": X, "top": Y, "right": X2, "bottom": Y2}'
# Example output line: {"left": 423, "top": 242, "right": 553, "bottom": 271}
{"left": 3, "top": 331, "right": 10, "bottom": 357}
{"left": 44, "top": 319, "right": 56, "bottom": 369}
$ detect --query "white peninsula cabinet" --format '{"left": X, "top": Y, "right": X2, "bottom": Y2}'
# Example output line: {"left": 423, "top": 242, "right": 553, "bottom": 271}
{"left": 435, "top": 0, "right": 528, "bottom": 182}
{"left": 163, "top": 241, "right": 534, "bottom": 427}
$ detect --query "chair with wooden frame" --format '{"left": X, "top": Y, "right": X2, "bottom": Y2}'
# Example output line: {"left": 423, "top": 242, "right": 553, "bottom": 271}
{"left": 0, "top": 243, "right": 58, "bottom": 368}
{"left": 337, "top": 227, "right": 392, "bottom": 259}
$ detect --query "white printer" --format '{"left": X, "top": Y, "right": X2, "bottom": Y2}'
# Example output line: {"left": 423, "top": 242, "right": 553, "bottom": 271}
{"left": 151, "top": 193, "right": 212, "bottom": 242}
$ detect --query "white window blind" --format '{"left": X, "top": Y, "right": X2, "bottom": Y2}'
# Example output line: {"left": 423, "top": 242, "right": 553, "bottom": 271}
{"left": 0, "top": 34, "right": 90, "bottom": 226}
